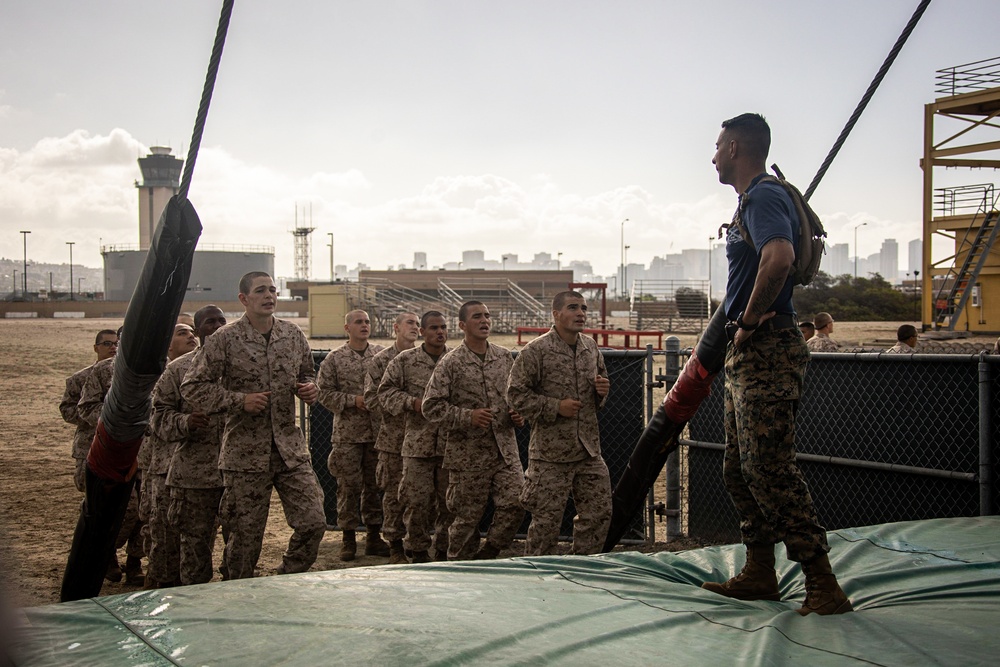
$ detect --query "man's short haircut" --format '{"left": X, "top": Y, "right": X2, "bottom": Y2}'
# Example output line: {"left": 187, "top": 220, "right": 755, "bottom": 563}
{"left": 798, "top": 321, "right": 815, "bottom": 331}
{"left": 395, "top": 311, "right": 418, "bottom": 326}
{"left": 897, "top": 324, "right": 918, "bottom": 342}
{"left": 721, "top": 112, "right": 771, "bottom": 162}
{"left": 552, "top": 290, "right": 585, "bottom": 311}
{"left": 194, "top": 304, "right": 223, "bottom": 329}
{"left": 814, "top": 312, "right": 833, "bottom": 330}
{"left": 458, "top": 300, "right": 485, "bottom": 322}
{"left": 95, "top": 329, "right": 118, "bottom": 345}
{"left": 239, "top": 271, "right": 272, "bottom": 296}
{"left": 344, "top": 309, "right": 368, "bottom": 325}
{"left": 421, "top": 310, "right": 445, "bottom": 328}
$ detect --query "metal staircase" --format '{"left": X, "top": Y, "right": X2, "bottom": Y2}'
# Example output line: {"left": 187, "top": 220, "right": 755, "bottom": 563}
{"left": 933, "top": 207, "right": 1000, "bottom": 330}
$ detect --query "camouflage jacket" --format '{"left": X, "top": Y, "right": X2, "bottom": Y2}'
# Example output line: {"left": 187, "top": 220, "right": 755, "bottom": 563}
{"left": 507, "top": 327, "right": 608, "bottom": 463}
{"left": 152, "top": 350, "right": 224, "bottom": 489}
{"left": 316, "top": 342, "right": 384, "bottom": 444}
{"left": 365, "top": 343, "right": 409, "bottom": 454}
{"left": 806, "top": 333, "right": 839, "bottom": 353}
{"left": 181, "top": 315, "right": 315, "bottom": 473}
{"left": 423, "top": 341, "right": 520, "bottom": 472}
{"left": 61, "top": 363, "right": 97, "bottom": 460}
{"left": 76, "top": 357, "right": 114, "bottom": 428}
{"left": 377, "top": 344, "right": 450, "bottom": 459}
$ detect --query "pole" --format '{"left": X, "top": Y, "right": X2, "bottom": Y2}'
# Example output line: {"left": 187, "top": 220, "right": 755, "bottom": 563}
{"left": 707, "top": 236, "right": 713, "bottom": 316}
{"left": 327, "top": 232, "right": 334, "bottom": 282}
{"left": 914, "top": 269, "right": 920, "bottom": 322}
{"left": 624, "top": 244, "right": 631, "bottom": 303}
{"left": 619, "top": 218, "right": 628, "bottom": 299}
{"left": 67, "top": 241, "right": 75, "bottom": 300}
{"left": 853, "top": 222, "right": 868, "bottom": 280}
{"left": 20, "top": 230, "right": 30, "bottom": 296}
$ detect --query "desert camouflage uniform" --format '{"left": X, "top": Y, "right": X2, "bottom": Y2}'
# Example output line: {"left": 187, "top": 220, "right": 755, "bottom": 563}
{"left": 61, "top": 364, "right": 97, "bottom": 492}
{"left": 181, "top": 315, "right": 326, "bottom": 579}
{"left": 153, "top": 349, "right": 225, "bottom": 585}
{"left": 507, "top": 327, "right": 611, "bottom": 556}
{"left": 77, "top": 357, "right": 144, "bottom": 561}
{"left": 378, "top": 344, "right": 453, "bottom": 554}
{"left": 316, "top": 342, "right": 385, "bottom": 530}
{"left": 723, "top": 328, "right": 829, "bottom": 561}
{"left": 365, "top": 344, "right": 408, "bottom": 543}
{"left": 805, "top": 332, "right": 839, "bottom": 352}
{"left": 423, "top": 341, "right": 524, "bottom": 560}
{"left": 885, "top": 342, "right": 913, "bottom": 354}
{"left": 137, "top": 409, "right": 180, "bottom": 585}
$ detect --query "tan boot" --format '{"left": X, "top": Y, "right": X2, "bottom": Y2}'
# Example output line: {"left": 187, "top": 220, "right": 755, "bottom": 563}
{"left": 340, "top": 530, "right": 357, "bottom": 562}
{"left": 388, "top": 540, "right": 408, "bottom": 565}
{"left": 701, "top": 543, "right": 781, "bottom": 601}
{"left": 364, "top": 526, "right": 391, "bottom": 557}
{"left": 409, "top": 549, "right": 431, "bottom": 564}
{"left": 796, "top": 553, "right": 854, "bottom": 616}
{"left": 475, "top": 542, "right": 502, "bottom": 560}
{"left": 105, "top": 556, "right": 123, "bottom": 583}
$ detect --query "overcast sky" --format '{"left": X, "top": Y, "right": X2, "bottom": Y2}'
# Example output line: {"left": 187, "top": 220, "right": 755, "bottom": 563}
{"left": 2, "top": 0, "right": 999, "bottom": 280}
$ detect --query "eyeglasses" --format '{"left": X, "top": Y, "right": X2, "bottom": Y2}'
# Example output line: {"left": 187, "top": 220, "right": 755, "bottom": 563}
{"left": 97, "top": 341, "right": 119, "bottom": 348}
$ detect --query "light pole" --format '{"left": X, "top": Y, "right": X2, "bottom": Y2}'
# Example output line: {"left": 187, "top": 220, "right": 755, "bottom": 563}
{"left": 620, "top": 218, "right": 629, "bottom": 299}
{"left": 327, "top": 233, "right": 334, "bottom": 281}
{"left": 913, "top": 269, "right": 920, "bottom": 323}
{"left": 66, "top": 241, "right": 75, "bottom": 300}
{"left": 20, "top": 230, "right": 30, "bottom": 296}
{"left": 502, "top": 255, "right": 509, "bottom": 271}
{"left": 708, "top": 236, "right": 714, "bottom": 314}
{"left": 624, "top": 244, "right": 631, "bottom": 300}
{"left": 557, "top": 252, "right": 563, "bottom": 271}
{"left": 853, "top": 222, "right": 868, "bottom": 280}
{"left": 78, "top": 277, "right": 83, "bottom": 296}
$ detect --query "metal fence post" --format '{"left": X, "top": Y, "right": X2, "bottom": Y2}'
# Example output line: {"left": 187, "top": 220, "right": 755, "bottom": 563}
{"left": 981, "top": 356, "right": 994, "bottom": 516}
{"left": 663, "top": 336, "right": 682, "bottom": 539}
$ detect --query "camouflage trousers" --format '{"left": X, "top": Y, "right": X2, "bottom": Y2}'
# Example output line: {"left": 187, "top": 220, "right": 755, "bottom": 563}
{"left": 168, "top": 486, "right": 224, "bottom": 585}
{"left": 376, "top": 450, "right": 406, "bottom": 542}
{"left": 327, "top": 440, "right": 382, "bottom": 530}
{"left": 115, "top": 470, "right": 143, "bottom": 560}
{"left": 141, "top": 472, "right": 180, "bottom": 584}
{"left": 520, "top": 456, "right": 611, "bottom": 556}
{"left": 73, "top": 457, "right": 87, "bottom": 493}
{"left": 723, "top": 327, "right": 829, "bottom": 563}
{"left": 399, "top": 455, "right": 452, "bottom": 553}
{"left": 221, "top": 446, "right": 327, "bottom": 579}
{"left": 446, "top": 458, "right": 525, "bottom": 560}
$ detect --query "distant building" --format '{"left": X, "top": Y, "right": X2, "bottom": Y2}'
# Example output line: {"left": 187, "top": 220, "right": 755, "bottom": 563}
{"left": 908, "top": 238, "right": 922, "bottom": 274}
{"left": 880, "top": 239, "right": 899, "bottom": 283}
{"left": 826, "top": 243, "right": 851, "bottom": 279}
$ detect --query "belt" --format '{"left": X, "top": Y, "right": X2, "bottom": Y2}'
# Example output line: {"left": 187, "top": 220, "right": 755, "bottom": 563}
{"left": 755, "top": 313, "right": 798, "bottom": 332}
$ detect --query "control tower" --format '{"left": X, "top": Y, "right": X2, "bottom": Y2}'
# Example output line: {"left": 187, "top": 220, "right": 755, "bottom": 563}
{"left": 136, "top": 146, "right": 183, "bottom": 250}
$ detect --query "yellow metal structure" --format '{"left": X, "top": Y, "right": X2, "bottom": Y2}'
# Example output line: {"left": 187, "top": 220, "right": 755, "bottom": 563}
{"left": 922, "top": 57, "right": 1000, "bottom": 333}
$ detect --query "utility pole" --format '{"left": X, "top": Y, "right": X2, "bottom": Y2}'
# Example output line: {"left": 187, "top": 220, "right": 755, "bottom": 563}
{"left": 327, "top": 232, "right": 334, "bottom": 281}
{"left": 66, "top": 242, "right": 75, "bottom": 300}
{"left": 20, "top": 230, "right": 30, "bottom": 296}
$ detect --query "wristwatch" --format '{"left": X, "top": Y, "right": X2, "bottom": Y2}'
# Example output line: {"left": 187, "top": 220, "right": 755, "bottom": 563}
{"left": 736, "top": 312, "right": 758, "bottom": 331}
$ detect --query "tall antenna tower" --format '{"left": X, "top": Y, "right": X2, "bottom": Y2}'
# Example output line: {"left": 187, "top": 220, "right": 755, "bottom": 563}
{"left": 292, "top": 203, "right": 316, "bottom": 281}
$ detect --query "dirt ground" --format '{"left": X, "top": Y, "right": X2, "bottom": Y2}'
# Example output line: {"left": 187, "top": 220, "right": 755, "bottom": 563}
{"left": 0, "top": 317, "right": 994, "bottom": 610}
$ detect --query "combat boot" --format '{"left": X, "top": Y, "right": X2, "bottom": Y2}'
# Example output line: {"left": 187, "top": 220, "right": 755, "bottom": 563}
{"left": 340, "top": 530, "right": 357, "bottom": 562}
{"left": 796, "top": 553, "right": 854, "bottom": 616}
{"left": 124, "top": 556, "right": 144, "bottom": 586}
{"left": 364, "top": 525, "right": 391, "bottom": 557}
{"left": 475, "top": 542, "right": 502, "bottom": 560}
{"left": 388, "top": 540, "right": 408, "bottom": 565}
{"left": 105, "top": 556, "right": 123, "bottom": 583}
{"left": 409, "top": 549, "right": 431, "bottom": 564}
{"left": 434, "top": 547, "right": 449, "bottom": 562}
{"left": 701, "top": 543, "right": 781, "bottom": 601}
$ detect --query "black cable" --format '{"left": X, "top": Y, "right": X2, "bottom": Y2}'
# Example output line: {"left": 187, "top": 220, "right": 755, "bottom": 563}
{"left": 804, "top": 0, "right": 933, "bottom": 201}
{"left": 178, "top": 0, "right": 236, "bottom": 203}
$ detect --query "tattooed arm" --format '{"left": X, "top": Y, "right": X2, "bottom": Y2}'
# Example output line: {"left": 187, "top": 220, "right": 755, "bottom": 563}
{"left": 734, "top": 238, "right": 794, "bottom": 348}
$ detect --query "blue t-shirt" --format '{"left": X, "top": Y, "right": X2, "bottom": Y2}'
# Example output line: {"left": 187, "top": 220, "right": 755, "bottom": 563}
{"left": 724, "top": 175, "right": 798, "bottom": 320}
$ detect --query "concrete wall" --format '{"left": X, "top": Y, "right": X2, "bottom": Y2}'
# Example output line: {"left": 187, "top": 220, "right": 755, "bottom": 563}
{"left": 103, "top": 249, "right": 275, "bottom": 302}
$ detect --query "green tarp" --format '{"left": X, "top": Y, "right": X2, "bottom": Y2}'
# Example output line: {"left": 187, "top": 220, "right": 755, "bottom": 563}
{"left": 11, "top": 516, "right": 1000, "bottom": 665}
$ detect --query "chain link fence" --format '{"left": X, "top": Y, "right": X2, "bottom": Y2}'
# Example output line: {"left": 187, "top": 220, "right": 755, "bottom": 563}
{"left": 304, "top": 348, "right": 650, "bottom": 542}
{"left": 681, "top": 351, "right": 1000, "bottom": 543}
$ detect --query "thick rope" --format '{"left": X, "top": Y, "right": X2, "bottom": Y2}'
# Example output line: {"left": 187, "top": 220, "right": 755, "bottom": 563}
{"left": 178, "top": 0, "right": 236, "bottom": 203}
{"left": 803, "top": 0, "right": 933, "bottom": 201}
